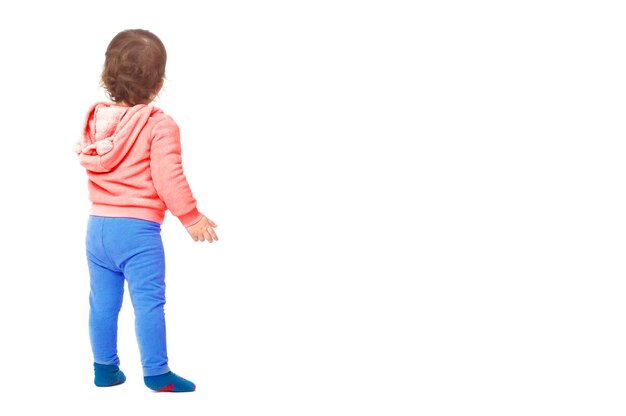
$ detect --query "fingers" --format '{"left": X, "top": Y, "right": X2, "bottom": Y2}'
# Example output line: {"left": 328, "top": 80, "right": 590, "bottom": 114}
{"left": 188, "top": 221, "right": 219, "bottom": 243}
{"left": 196, "top": 227, "right": 217, "bottom": 243}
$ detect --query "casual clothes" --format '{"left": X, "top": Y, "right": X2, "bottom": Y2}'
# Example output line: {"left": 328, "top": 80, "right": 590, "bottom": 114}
{"left": 75, "top": 102, "right": 202, "bottom": 227}
{"left": 87, "top": 216, "right": 168, "bottom": 376}
{"left": 76, "top": 102, "right": 202, "bottom": 379}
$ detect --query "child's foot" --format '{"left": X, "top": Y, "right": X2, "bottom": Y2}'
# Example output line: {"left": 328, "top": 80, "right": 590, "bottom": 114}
{"left": 144, "top": 371, "right": 196, "bottom": 392}
{"left": 94, "top": 363, "right": 126, "bottom": 387}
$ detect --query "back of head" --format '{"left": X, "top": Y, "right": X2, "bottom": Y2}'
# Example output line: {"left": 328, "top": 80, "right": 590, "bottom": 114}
{"left": 101, "top": 29, "right": 167, "bottom": 106}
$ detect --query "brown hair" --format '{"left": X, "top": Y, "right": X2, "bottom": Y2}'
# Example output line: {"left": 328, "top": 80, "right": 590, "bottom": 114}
{"left": 101, "top": 29, "right": 167, "bottom": 106}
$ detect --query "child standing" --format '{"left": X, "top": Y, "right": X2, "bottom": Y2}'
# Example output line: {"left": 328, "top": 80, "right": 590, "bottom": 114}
{"left": 75, "top": 29, "right": 218, "bottom": 392}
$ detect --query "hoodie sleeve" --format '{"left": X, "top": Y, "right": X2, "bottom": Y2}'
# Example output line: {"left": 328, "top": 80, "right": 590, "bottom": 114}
{"left": 150, "top": 117, "right": 203, "bottom": 227}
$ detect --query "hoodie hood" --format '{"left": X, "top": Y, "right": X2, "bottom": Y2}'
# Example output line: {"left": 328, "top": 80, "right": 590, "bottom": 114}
{"left": 75, "top": 102, "right": 159, "bottom": 172}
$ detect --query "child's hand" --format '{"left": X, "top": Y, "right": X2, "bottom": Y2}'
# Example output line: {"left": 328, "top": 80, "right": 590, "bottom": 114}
{"left": 186, "top": 215, "right": 219, "bottom": 243}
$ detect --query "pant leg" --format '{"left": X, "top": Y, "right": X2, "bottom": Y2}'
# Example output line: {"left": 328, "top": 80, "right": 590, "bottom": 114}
{"left": 125, "top": 244, "right": 170, "bottom": 376}
{"left": 86, "top": 217, "right": 125, "bottom": 366}
{"left": 103, "top": 218, "right": 170, "bottom": 377}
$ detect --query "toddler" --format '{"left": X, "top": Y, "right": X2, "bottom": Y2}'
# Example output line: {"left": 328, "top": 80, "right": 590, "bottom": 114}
{"left": 74, "top": 29, "right": 218, "bottom": 392}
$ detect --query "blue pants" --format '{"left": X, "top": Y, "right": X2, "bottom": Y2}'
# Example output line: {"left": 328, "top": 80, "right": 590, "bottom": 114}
{"left": 86, "top": 216, "right": 170, "bottom": 376}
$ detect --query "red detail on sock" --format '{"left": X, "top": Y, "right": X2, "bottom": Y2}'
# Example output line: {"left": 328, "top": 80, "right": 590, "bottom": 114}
{"left": 157, "top": 383, "right": 174, "bottom": 392}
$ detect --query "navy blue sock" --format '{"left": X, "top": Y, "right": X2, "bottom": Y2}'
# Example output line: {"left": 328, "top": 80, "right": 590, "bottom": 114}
{"left": 94, "top": 363, "right": 126, "bottom": 387}
{"left": 144, "top": 371, "right": 195, "bottom": 392}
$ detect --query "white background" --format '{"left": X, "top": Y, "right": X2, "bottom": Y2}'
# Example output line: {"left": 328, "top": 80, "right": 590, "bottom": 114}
{"left": 0, "top": 0, "right": 624, "bottom": 414}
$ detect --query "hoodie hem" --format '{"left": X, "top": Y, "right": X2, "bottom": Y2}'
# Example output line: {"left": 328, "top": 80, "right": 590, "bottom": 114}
{"left": 90, "top": 204, "right": 165, "bottom": 224}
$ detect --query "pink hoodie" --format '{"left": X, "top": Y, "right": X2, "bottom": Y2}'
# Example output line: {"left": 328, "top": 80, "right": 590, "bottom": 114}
{"left": 75, "top": 102, "right": 202, "bottom": 227}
